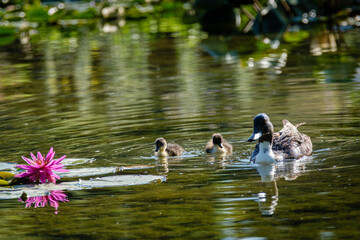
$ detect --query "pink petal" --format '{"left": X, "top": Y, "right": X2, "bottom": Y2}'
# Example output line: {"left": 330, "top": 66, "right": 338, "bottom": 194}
{"left": 15, "top": 164, "right": 36, "bottom": 170}
{"left": 40, "top": 196, "right": 47, "bottom": 207}
{"left": 15, "top": 172, "right": 32, "bottom": 178}
{"left": 48, "top": 175, "right": 56, "bottom": 183}
{"left": 49, "top": 199, "right": 59, "bottom": 210}
{"left": 49, "top": 152, "right": 55, "bottom": 162}
{"left": 37, "top": 152, "right": 44, "bottom": 162}
{"left": 46, "top": 147, "right": 54, "bottom": 160}
{"left": 51, "top": 155, "right": 66, "bottom": 165}
{"left": 51, "top": 172, "right": 60, "bottom": 180}
{"left": 30, "top": 152, "right": 37, "bottom": 162}
{"left": 39, "top": 171, "right": 47, "bottom": 183}
{"left": 29, "top": 172, "right": 39, "bottom": 182}
{"left": 50, "top": 164, "right": 65, "bottom": 169}
{"left": 21, "top": 156, "right": 35, "bottom": 166}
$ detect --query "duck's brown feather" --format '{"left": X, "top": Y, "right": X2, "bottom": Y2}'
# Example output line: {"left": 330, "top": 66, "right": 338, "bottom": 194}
{"left": 250, "top": 119, "right": 312, "bottom": 162}
{"left": 166, "top": 143, "right": 184, "bottom": 156}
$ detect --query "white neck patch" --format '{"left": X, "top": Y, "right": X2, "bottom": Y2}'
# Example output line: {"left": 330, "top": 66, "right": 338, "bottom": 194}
{"left": 256, "top": 141, "right": 275, "bottom": 164}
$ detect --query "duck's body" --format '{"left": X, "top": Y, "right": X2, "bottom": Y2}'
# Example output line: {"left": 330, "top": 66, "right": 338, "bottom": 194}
{"left": 154, "top": 137, "right": 184, "bottom": 157}
{"left": 248, "top": 114, "right": 312, "bottom": 164}
{"left": 205, "top": 133, "right": 233, "bottom": 154}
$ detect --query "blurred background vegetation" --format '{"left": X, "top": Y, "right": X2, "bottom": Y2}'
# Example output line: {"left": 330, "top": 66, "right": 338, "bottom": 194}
{"left": 0, "top": 0, "right": 359, "bottom": 46}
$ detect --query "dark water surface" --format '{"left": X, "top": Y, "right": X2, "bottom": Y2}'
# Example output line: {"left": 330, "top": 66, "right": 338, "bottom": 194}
{"left": 0, "top": 20, "right": 360, "bottom": 239}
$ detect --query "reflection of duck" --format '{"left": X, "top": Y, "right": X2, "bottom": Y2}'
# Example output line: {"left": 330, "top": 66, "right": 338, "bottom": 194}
{"left": 154, "top": 137, "right": 184, "bottom": 157}
{"left": 257, "top": 179, "right": 278, "bottom": 216}
{"left": 205, "top": 133, "right": 233, "bottom": 154}
{"left": 248, "top": 113, "right": 312, "bottom": 164}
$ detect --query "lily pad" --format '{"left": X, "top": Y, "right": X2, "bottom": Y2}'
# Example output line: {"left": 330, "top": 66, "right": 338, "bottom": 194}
{"left": 58, "top": 167, "right": 118, "bottom": 178}
{"left": 58, "top": 165, "right": 155, "bottom": 178}
{"left": 0, "top": 179, "right": 10, "bottom": 186}
{"left": 77, "top": 175, "right": 166, "bottom": 188}
{"left": 0, "top": 174, "right": 166, "bottom": 200}
{"left": 62, "top": 158, "right": 95, "bottom": 166}
{"left": 0, "top": 171, "right": 15, "bottom": 180}
{"left": 0, "top": 162, "right": 18, "bottom": 171}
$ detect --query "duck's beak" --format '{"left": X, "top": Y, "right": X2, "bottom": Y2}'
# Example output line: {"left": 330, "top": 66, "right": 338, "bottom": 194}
{"left": 218, "top": 143, "right": 224, "bottom": 148}
{"left": 155, "top": 146, "right": 159, "bottom": 152}
{"left": 248, "top": 131, "right": 262, "bottom": 142}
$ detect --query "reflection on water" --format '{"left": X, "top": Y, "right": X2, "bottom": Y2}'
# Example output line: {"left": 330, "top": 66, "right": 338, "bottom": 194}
{"left": 254, "top": 157, "right": 312, "bottom": 216}
{"left": 19, "top": 190, "right": 69, "bottom": 214}
{"left": 0, "top": 16, "right": 359, "bottom": 239}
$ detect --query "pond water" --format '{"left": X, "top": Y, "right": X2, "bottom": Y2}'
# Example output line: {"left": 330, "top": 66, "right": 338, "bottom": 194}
{"left": 0, "top": 18, "right": 360, "bottom": 239}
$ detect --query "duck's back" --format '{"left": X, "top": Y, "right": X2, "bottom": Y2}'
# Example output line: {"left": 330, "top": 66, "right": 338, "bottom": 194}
{"left": 166, "top": 143, "right": 184, "bottom": 156}
{"left": 272, "top": 120, "right": 312, "bottom": 159}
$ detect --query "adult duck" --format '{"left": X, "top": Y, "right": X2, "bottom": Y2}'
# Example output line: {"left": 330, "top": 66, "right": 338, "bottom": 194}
{"left": 248, "top": 113, "right": 312, "bottom": 164}
{"left": 154, "top": 137, "right": 184, "bottom": 157}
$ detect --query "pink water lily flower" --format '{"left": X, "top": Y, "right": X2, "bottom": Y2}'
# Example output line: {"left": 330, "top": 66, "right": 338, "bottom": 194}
{"left": 15, "top": 147, "right": 69, "bottom": 183}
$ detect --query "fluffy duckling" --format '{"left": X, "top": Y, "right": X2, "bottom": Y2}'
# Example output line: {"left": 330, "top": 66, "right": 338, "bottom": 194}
{"left": 154, "top": 137, "right": 184, "bottom": 157}
{"left": 248, "top": 113, "right": 312, "bottom": 164}
{"left": 205, "top": 133, "right": 233, "bottom": 154}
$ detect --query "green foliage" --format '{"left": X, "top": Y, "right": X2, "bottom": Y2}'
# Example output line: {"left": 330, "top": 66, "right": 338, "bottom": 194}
{"left": 283, "top": 30, "right": 310, "bottom": 43}
{"left": 70, "top": 8, "right": 97, "bottom": 19}
{"left": 0, "top": 26, "right": 17, "bottom": 36}
{"left": 25, "top": 4, "right": 49, "bottom": 23}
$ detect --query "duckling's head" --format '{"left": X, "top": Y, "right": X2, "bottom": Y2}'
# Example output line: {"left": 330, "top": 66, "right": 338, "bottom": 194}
{"left": 155, "top": 137, "right": 167, "bottom": 152}
{"left": 212, "top": 133, "right": 224, "bottom": 148}
{"left": 248, "top": 113, "right": 274, "bottom": 142}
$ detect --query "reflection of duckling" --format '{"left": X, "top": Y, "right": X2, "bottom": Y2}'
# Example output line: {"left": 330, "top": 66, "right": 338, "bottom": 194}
{"left": 248, "top": 113, "right": 312, "bottom": 164}
{"left": 205, "top": 133, "right": 233, "bottom": 154}
{"left": 154, "top": 137, "right": 184, "bottom": 157}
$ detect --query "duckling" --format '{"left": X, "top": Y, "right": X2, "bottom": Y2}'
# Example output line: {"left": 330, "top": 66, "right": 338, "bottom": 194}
{"left": 205, "top": 133, "right": 233, "bottom": 154}
{"left": 154, "top": 137, "right": 184, "bottom": 157}
{"left": 248, "top": 113, "right": 312, "bottom": 164}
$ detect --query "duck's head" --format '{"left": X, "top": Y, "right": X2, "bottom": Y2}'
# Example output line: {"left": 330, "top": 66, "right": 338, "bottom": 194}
{"left": 212, "top": 133, "right": 224, "bottom": 149}
{"left": 248, "top": 113, "right": 274, "bottom": 142}
{"left": 155, "top": 137, "right": 167, "bottom": 152}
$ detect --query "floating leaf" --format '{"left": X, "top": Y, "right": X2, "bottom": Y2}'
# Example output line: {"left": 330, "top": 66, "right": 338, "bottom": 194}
{"left": 62, "top": 158, "right": 95, "bottom": 166}
{"left": 0, "top": 171, "right": 15, "bottom": 180}
{"left": 58, "top": 165, "right": 155, "bottom": 178}
{"left": 0, "top": 162, "right": 17, "bottom": 171}
{"left": 0, "top": 179, "right": 9, "bottom": 186}
{"left": 77, "top": 175, "right": 166, "bottom": 188}
{"left": 58, "top": 167, "right": 118, "bottom": 178}
{"left": 0, "top": 174, "right": 166, "bottom": 200}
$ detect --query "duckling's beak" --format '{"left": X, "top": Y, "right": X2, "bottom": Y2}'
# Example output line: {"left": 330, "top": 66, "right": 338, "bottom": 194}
{"left": 218, "top": 143, "right": 224, "bottom": 148}
{"left": 248, "top": 132, "right": 262, "bottom": 142}
{"left": 155, "top": 146, "right": 159, "bottom": 152}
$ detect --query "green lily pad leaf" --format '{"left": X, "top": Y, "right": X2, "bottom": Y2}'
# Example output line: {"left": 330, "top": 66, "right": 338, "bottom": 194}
{"left": 0, "top": 179, "right": 10, "bottom": 186}
{"left": 0, "top": 162, "right": 18, "bottom": 171}
{"left": 0, "top": 171, "right": 15, "bottom": 180}
{"left": 62, "top": 158, "right": 95, "bottom": 166}
{"left": 58, "top": 167, "right": 118, "bottom": 178}
{"left": 0, "top": 175, "right": 166, "bottom": 199}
